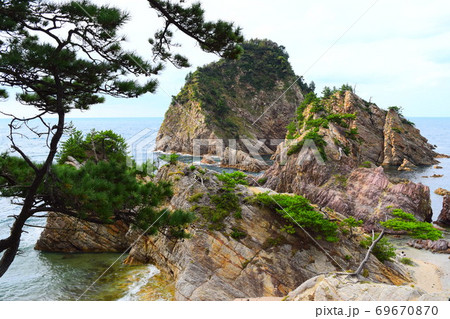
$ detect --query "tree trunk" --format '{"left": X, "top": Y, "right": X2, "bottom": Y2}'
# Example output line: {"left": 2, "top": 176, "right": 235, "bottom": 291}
{"left": 0, "top": 107, "right": 65, "bottom": 277}
{"left": 354, "top": 229, "right": 385, "bottom": 277}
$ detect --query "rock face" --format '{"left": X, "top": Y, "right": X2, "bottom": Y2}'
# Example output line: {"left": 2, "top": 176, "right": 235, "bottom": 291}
{"left": 398, "top": 159, "right": 416, "bottom": 171}
{"left": 35, "top": 212, "right": 132, "bottom": 252}
{"left": 382, "top": 109, "right": 437, "bottom": 166}
{"left": 155, "top": 39, "right": 306, "bottom": 156}
{"left": 220, "top": 147, "right": 270, "bottom": 172}
{"left": 122, "top": 164, "right": 409, "bottom": 300}
{"left": 407, "top": 239, "right": 450, "bottom": 254}
{"left": 286, "top": 275, "right": 447, "bottom": 301}
{"left": 263, "top": 155, "right": 432, "bottom": 229}
{"left": 261, "top": 91, "right": 435, "bottom": 227}
{"left": 437, "top": 195, "right": 450, "bottom": 226}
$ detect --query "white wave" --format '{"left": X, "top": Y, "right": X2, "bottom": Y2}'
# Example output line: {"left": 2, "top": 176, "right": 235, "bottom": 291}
{"left": 118, "top": 265, "right": 160, "bottom": 301}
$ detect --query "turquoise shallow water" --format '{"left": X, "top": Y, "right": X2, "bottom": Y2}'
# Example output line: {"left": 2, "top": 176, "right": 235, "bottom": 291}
{"left": 0, "top": 116, "right": 449, "bottom": 300}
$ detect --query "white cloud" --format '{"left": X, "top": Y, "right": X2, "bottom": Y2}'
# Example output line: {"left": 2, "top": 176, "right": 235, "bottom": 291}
{"left": 1, "top": 0, "right": 450, "bottom": 119}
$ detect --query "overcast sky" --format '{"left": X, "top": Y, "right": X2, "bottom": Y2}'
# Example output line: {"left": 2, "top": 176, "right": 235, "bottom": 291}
{"left": 1, "top": 0, "right": 450, "bottom": 119}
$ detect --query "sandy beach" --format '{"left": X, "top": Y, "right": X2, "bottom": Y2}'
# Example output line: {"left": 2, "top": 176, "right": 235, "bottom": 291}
{"left": 393, "top": 239, "right": 449, "bottom": 295}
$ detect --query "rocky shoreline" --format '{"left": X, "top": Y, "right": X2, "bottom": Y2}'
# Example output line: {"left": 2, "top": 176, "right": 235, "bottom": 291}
{"left": 37, "top": 163, "right": 414, "bottom": 300}
{"left": 32, "top": 40, "right": 449, "bottom": 301}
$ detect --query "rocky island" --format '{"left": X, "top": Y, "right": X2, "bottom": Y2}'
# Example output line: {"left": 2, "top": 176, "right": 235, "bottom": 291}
{"left": 155, "top": 39, "right": 310, "bottom": 157}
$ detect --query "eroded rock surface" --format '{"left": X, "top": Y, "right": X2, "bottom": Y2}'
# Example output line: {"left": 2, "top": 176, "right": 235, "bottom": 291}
{"left": 35, "top": 212, "right": 132, "bottom": 252}
{"left": 220, "top": 147, "right": 270, "bottom": 172}
{"left": 35, "top": 163, "right": 411, "bottom": 300}
{"left": 407, "top": 239, "right": 450, "bottom": 254}
{"left": 286, "top": 275, "right": 447, "bottom": 301}
{"left": 122, "top": 164, "right": 409, "bottom": 300}
{"left": 261, "top": 91, "right": 435, "bottom": 227}
{"left": 437, "top": 195, "right": 450, "bottom": 226}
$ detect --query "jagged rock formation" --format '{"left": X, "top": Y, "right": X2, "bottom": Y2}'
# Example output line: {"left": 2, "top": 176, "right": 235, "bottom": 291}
{"left": 35, "top": 212, "right": 131, "bottom": 252}
{"left": 36, "top": 163, "right": 410, "bottom": 300}
{"left": 437, "top": 195, "right": 450, "bottom": 226}
{"left": 220, "top": 147, "right": 269, "bottom": 172}
{"left": 155, "top": 39, "right": 307, "bottom": 155}
{"left": 261, "top": 91, "right": 435, "bottom": 227}
{"left": 286, "top": 275, "right": 447, "bottom": 301}
{"left": 122, "top": 163, "right": 409, "bottom": 300}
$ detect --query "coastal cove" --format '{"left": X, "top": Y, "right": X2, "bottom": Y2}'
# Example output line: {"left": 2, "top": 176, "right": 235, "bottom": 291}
{"left": 0, "top": 117, "right": 449, "bottom": 300}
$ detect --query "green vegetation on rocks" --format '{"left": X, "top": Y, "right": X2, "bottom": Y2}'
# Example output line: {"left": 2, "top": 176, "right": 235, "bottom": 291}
{"left": 1, "top": 129, "right": 195, "bottom": 239}
{"left": 193, "top": 171, "right": 248, "bottom": 230}
{"left": 381, "top": 209, "right": 443, "bottom": 240}
{"left": 250, "top": 193, "right": 339, "bottom": 242}
{"left": 360, "top": 235, "right": 396, "bottom": 263}
{"left": 286, "top": 90, "right": 359, "bottom": 160}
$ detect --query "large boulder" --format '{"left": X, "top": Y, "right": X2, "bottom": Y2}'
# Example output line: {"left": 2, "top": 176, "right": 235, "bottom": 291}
{"left": 35, "top": 212, "right": 132, "bottom": 253}
{"left": 286, "top": 275, "right": 447, "bottom": 301}
{"left": 407, "top": 239, "right": 450, "bottom": 253}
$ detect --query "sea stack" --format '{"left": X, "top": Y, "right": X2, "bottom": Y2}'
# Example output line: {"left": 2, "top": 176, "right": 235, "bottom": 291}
{"left": 155, "top": 39, "right": 310, "bottom": 156}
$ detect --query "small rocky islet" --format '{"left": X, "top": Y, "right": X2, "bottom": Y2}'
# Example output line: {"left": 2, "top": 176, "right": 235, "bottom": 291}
{"left": 36, "top": 39, "right": 449, "bottom": 301}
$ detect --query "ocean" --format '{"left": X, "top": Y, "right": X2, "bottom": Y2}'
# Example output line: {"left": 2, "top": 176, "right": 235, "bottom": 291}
{"left": 0, "top": 117, "right": 449, "bottom": 300}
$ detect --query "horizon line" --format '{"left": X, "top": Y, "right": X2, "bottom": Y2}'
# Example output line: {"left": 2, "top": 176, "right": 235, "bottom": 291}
{"left": 1, "top": 116, "right": 450, "bottom": 120}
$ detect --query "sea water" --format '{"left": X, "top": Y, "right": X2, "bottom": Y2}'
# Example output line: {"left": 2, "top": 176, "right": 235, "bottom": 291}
{"left": 0, "top": 117, "right": 448, "bottom": 300}
{"left": 0, "top": 117, "right": 169, "bottom": 301}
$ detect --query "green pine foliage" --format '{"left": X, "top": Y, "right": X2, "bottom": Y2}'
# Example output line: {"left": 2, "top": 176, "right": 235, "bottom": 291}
{"left": 58, "top": 129, "right": 127, "bottom": 164}
{"left": 381, "top": 209, "right": 443, "bottom": 240}
{"left": 287, "top": 129, "right": 327, "bottom": 160}
{"left": 1, "top": 131, "right": 195, "bottom": 239}
{"left": 50, "top": 160, "right": 171, "bottom": 222}
{"left": 360, "top": 234, "right": 396, "bottom": 263}
{"left": 252, "top": 193, "right": 339, "bottom": 242}
{"left": 193, "top": 171, "right": 247, "bottom": 230}
{"left": 286, "top": 88, "right": 358, "bottom": 160}
{"left": 0, "top": 0, "right": 244, "bottom": 276}
{"left": 216, "top": 171, "right": 249, "bottom": 189}
{"left": 160, "top": 153, "right": 180, "bottom": 165}
{"left": 339, "top": 217, "right": 363, "bottom": 236}
{"left": 0, "top": 153, "right": 38, "bottom": 197}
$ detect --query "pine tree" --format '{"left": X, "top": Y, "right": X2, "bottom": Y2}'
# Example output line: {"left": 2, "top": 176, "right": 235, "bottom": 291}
{"left": 0, "top": 0, "right": 243, "bottom": 277}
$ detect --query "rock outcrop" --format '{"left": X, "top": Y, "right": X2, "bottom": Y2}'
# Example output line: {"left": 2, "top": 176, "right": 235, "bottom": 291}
{"left": 398, "top": 159, "right": 416, "bottom": 171}
{"left": 382, "top": 108, "right": 437, "bottom": 166}
{"left": 286, "top": 275, "right": 447, "bottom": 301}
{"left": 407, "top": 239, "right": 450, "bottom": 254}
{"left": 36, "top": 163, "right": 411, "bottom": 300}
{"left": 155, "top": 39, "right": 306, "bottom": 156}
{"left": 434, "top": 188, "right": 450, "bottom": 196}
{"left": 35, "top": 212, "right": 132, "bottom": 252}
{"left": 220, "top": 147, "right": 270, "bottom": 172}
{"left": 261, "top": 91, "right": 435, "bottom": 227}
{"left": 437, "top": 195, "right": 450, "bottom": 226}
{"left": 121, "top": 163, "right": 409, "bottom": 300}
